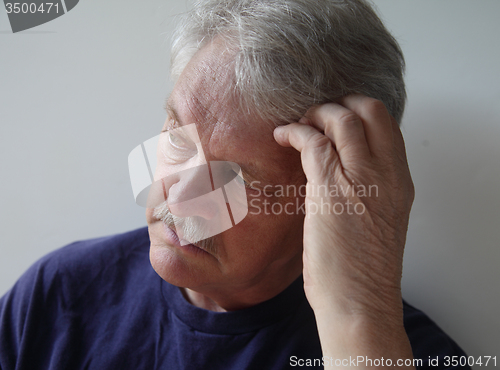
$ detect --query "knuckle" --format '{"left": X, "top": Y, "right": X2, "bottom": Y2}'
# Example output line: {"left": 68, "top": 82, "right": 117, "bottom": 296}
{"left": 337, "top": 112, "right": 361, "bottom": 127}
{"left": 365, "top": 98, "right": 389, "bottom": 117}
{"left": 305, "top": 133, "right": 331, "bottom": 149}
{"left": 365, "top": 97, "right": 386, "bottom": 110}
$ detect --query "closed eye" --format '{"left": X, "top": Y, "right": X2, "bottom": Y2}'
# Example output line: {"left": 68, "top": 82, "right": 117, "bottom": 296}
{"left": 161, "top": 130, "right": 199, "bottom": 164}
{"left": 168, "top": 131, "right": 197, "bottom": 152}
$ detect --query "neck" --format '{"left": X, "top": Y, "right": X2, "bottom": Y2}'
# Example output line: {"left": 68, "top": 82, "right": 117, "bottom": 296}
{"left": 180, "top": 267, "right": 303, "bottom": 312}
{"left": 181, "top": 288, "right": 229, "bottom": 312}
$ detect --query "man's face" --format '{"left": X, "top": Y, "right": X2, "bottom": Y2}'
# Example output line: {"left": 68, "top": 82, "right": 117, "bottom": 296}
{"left": 146, "top": 39, "right": 306, "bottom": 306}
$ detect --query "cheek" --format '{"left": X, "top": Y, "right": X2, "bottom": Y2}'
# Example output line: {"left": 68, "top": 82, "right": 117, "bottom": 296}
{"left": 223, "top": 209, "right": 304, "bottom": 258}
{"left": 245, "top": 196, "right": 305, "bottom": 229}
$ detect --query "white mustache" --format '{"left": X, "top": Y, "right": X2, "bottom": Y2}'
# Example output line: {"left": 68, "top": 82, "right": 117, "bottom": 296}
{"left": 153, "top": 201, "right": 218, "bottom": 255}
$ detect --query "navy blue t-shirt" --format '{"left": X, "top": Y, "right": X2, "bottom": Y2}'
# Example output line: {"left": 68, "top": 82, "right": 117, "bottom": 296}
{"left": 0, "top": 227, "right": 470, "bottom": 369}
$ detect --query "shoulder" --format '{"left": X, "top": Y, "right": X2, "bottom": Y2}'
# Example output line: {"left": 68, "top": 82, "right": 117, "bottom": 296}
{"left": 0, "top": 226, "right": 152, "bottom": 318}
{"left": 0, "top": 227, "right": 160, "bottom": 369}
{"left": 39, "top": 226, "right": 150, "bottom": 270}
{"left": 20, "top": 227, "right": 149, "bottom": 287}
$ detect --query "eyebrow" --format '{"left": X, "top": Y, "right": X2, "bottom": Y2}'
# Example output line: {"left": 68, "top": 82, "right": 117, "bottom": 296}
{"left": 162, "top": 99, "right": 183, "bottom": 131}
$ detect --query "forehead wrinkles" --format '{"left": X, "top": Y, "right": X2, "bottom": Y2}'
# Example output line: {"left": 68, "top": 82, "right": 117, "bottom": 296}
{"left": 177, "top": 46, "right": 242, "bottom": 155}
{"left": 171, "top": 39, "right": 303, "bottom": 185}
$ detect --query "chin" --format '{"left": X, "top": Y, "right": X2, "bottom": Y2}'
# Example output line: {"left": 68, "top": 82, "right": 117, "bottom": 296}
{"left": 148, "top": 225, "right": 218, "bottom": 290}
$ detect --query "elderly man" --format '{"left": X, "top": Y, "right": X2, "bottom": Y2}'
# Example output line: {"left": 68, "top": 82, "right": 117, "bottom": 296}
{"left": 0, "top": 0, "right": 469, "bottom": 369}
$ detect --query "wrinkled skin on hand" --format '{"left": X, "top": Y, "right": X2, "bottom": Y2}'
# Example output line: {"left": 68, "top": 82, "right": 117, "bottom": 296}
{"left": 274, "top": 94, "right": 415, "bottom": 320}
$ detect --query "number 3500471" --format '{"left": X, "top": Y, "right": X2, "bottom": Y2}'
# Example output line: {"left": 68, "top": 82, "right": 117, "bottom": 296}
{"left": 5, "top": 3, "right": 60, "bottom": 14}
{"left": 444, "top": 356, "right": 496, "bottom": 367}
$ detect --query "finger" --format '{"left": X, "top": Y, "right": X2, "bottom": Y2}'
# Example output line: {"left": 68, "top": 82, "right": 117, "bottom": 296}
{"left": 274, "top": 122, "right": 333, "bottom": 153}
{"left": 391, "top": 117, "right": 412, "bottom": 173}
{"left": 391, "top": 116, "right": 406, "bottom": 158}
{"left": 305, "top": 102, "right": 371, "bottom": 161}
{"left": 339, "top": 95, "right": 394, "bottom": 157}
{"left": 390, "top": 118, "right": 415, "bottom": 204}
{"left": 274, "top": 123, "right": 341, "bottom": 181}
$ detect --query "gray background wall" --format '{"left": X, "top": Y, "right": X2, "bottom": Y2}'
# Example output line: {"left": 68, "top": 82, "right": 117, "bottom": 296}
{"left": 1, "top": 0, "right": 499, "bottom": 364}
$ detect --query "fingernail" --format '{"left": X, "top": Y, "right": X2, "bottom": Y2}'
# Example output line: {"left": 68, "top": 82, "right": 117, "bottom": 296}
{"left": 273, "top": 126, "right": 284, "bottom": 140}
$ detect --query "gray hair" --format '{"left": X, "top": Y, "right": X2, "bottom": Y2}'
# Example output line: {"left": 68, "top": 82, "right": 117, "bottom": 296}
{"left": 171, "top": 0, "right": 406, "bottom": 125}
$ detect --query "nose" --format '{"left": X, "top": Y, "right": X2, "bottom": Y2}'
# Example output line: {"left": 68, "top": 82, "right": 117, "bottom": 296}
{"left": 165, "top": 164, "right": 220, "bottom": 220}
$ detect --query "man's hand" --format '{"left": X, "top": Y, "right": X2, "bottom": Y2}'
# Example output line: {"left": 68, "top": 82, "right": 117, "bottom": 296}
{"left": 274, "top": 95, "right": 415, "bottom": 367}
